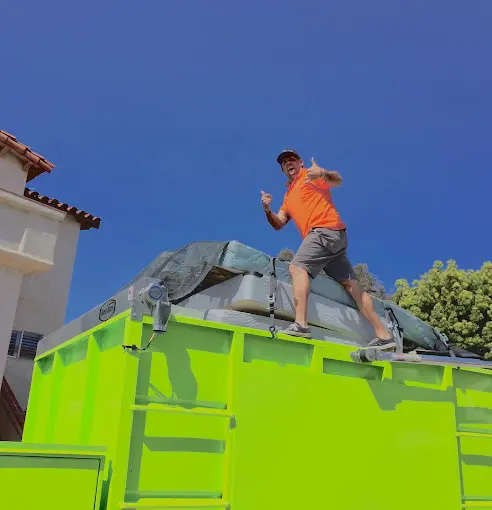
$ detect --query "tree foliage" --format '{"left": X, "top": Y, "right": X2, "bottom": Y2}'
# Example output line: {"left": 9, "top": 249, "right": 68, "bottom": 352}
{"left": 353, "top": 263, "right": 387, "bottom": 299}
{"left": 277, "top": 248, "right": 295, "bottom": 262}
{"left": 392, "top": 260, "right": 492, "bottom": 359}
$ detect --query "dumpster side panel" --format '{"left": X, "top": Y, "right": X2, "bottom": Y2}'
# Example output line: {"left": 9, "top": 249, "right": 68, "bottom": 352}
{"left": 123, "top": 322, "right": 234, "bottom": 503}
{"left": 454, "top": 369, "right": 492, "bottom": 507}
{"left": 21, "top": 313, "right": 492, "bottom": 510}
{"left": 23, "top": 353, "right": 56, "bottom": 442}
{"left": 25, "top": 315, "right": 128, "bottom": 451}
{"left": 230, "top": 335, "right": 463, "bottom": 510}
{"left": 85, "top": 318, "right": 128, "bottom": 449}
{"left": 0, "top": 443, "right": 105, "bottom": 510}
{"left": 52, "top": 335, "right": 91, "bottom": 444}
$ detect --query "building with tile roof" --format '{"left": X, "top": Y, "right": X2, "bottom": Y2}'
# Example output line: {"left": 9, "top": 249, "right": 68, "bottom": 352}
{"left": 0, "top": 129, "right": 101, "bottom": 440}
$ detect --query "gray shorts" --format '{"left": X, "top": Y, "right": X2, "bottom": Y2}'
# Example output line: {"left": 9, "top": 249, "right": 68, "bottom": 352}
{"left": 291, "top": 228, "right": 358, "bottom": 282}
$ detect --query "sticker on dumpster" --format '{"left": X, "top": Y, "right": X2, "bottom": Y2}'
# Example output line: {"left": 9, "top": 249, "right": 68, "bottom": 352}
{"left": 99, "top": 299, "right": 116, "bottom": 321}
{"left": 128, "top": 286, "right": 134, "bottom": 301}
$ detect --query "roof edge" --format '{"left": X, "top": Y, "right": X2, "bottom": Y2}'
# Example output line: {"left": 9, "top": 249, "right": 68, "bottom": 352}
{"left": 0, "top": 130, "right": 55, "bottom": 181}
{"left": 24, "top": 188, "right": 101, "bottom": 231}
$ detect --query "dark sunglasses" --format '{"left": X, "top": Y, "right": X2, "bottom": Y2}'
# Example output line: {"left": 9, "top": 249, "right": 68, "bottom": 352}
{"left": 280, "top": 156, "right": 299, "bottom": 164}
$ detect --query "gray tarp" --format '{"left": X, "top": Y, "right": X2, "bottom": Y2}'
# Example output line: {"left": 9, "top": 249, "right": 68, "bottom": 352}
{"left": 121, "top": 240, "right": 446, "bottom": 352}
{"left": 121, "top": 241, "right": 229, "bottom": 302}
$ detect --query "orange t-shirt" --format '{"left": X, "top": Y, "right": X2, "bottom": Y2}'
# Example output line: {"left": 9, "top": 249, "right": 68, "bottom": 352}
{"left": 280, "top": 168, "right": 346, "bottom": 239}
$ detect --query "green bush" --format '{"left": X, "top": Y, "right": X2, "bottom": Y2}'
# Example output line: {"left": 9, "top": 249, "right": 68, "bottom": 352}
{"left": 392, "top": 260, "right": 492, "bottom": 359}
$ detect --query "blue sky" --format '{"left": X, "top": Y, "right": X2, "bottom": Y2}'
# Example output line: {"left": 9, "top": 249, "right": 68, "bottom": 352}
{"left": 2, "top": 0, "right": 491, "bottom": 322}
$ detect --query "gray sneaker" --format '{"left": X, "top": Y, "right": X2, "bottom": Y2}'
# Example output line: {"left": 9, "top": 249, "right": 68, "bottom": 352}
{"left": 277, "top": 322, "right": 312, "bottom": 339}
{"left": 366, "top": 337, "right": 396, "bottom": 350}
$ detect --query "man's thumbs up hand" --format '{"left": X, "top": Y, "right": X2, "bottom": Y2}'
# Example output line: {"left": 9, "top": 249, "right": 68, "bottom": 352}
{"left": 306, "top": 158, "right": 342, "bottom": 187}
{"left": 261, "top": 190, "right": 273, "bottom": 211}
{"left": 305, "top": 157, "right": 325, "bottom": 182}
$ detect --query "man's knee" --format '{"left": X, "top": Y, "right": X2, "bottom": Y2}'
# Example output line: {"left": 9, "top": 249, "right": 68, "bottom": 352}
{"left": 340, "top": 279, "right": 363, "bottom": 298}
{"left": 289, "top": 263, "right": 308, "bottom": 278}
{"left": 289, "top": 264, "right": 311, "bottom": 296}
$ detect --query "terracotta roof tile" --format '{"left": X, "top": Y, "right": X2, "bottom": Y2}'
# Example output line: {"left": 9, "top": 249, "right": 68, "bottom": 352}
{"left": 24, "top": 188, "right": 101, "bottom": 231}
{"left": 0, "top": 130, "right": 55, "bottom": 181}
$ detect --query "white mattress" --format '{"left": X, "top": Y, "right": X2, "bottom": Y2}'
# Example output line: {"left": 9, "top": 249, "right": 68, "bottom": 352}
{"left": 178, "top": 274, "right": 385, "bottom": 342}
{"left": 219, "top": 241, "right": 355, "bottom": 308}
{"left": 218, "top": 241, "right": 272, "bottom": 274}
{"left": 170, "top": 305, "right": 365, "bottom": 346}
{"left": 204, "top": 309, "right": 364, "bottom": 346}
{"left": 217, "top": 241, "right": 437, "bottom": 349}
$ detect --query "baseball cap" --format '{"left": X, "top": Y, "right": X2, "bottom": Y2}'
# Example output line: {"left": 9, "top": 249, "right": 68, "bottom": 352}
{"left": 276, "top": 149, "right": 301, "bottom": 164}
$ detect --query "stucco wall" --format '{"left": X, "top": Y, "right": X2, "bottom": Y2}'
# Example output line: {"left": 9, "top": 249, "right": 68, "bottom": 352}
{"left": 5, "top": 216, "right": 81, "bottom": 408}
{"left": 14, "top": 215, "right": 80, "bottom": 336}
{"left": 0, "top": 150, "right": 88, "bottom": 414}
{"left": 4, "top": 357, "right": 34, "bottom": 410}
{"left": 0, "top": 152, "right": 27, "bottom": 195}
{"left": 0, "top": 267, "right": 23, "bottom": 384}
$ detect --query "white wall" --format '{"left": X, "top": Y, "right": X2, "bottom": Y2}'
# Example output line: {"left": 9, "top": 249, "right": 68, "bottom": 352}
{"left": 0, "top": 188, "right": 64, "bottom": 274}
{"left": 0, "top": 151, "right": 89, "bottom": 416}
{"left": 4, "top": 216, "right": 81, "bottom": 409}
{"left": 0, "top": 152, "right": 27, "bottom": 194}
{"left": 14, "top": 215, "right": 81, "bottom": 335}
{"left": 0, "top": 267, "right": 23, "bottom": 383}
{"left": 0, "top": 183, "right": 68, "bottom": 408}
{"left": 0, "top": 150, "right": 85, "bottom": 417}
{"left": 4, "top": 357, "right": 35, "bottom": 410}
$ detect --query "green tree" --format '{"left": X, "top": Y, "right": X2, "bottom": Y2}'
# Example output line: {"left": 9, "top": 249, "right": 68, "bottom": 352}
{"left": 392, "top": 260, "right": 492, "bottom": 359}
{"left": 277, "top": 248, "right": 295, "bottom": 262}
{"left": 353, "top": 263, "right": 387, "bottom": 299}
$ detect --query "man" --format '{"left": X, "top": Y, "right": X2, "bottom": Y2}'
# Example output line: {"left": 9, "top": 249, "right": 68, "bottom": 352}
{"left": 261, "top": 148, "right": 395, "bottom": 349}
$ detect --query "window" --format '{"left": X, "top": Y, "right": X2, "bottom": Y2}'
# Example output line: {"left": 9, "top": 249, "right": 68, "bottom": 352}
{"left": 8, "top": 330, "right": 43, "bottom": 360}
{"left": 8, "top": 331, "right": 20, "bottom": 357}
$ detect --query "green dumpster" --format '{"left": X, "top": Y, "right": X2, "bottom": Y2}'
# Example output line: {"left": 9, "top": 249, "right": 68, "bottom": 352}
{"left": 0, "top": 443, "right": 105, "bottom": 509}
{"left": 18, "top": 305, "right": 492, "bottom": 510}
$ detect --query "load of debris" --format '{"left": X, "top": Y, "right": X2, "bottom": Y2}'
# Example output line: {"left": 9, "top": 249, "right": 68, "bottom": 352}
{"left": 39, "top": 240, "right": 481, "bottom": 362}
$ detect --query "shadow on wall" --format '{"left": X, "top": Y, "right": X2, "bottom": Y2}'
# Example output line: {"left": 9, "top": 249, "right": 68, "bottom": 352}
{"left": 0, "top": 377, "right": 24, "bottom": 441}
{"left": 4, "top": 357, "right": 35, "bottom": 410}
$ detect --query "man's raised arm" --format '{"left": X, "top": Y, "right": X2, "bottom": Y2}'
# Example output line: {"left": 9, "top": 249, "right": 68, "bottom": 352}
{"left": 261, "top": 191, "right": 289, "bottom": 230}
{"left": 306, "top": 157, "right": 343, "bottom": 188}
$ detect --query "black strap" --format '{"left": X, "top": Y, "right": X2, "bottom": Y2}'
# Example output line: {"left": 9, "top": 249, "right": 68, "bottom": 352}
{"left": 384, "top": 306, "right": 404, "bottom": 352}
{"left": 268, "top": 257, "right": 277, "bottom": 338}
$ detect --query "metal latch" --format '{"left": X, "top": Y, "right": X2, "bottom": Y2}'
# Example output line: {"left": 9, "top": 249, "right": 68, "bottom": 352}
{"left": 139, "top": 282, "right": 171, "bottom": 333}
{"left": 125, "top": 279, "right": 172, "bottom": 352}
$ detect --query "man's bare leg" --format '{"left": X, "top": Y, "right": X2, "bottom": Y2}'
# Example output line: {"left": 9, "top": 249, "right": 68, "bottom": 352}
{"left": 276, "top": 264, "right": 313, "bottom": 338}
{"left": 340, "top": 279, "right": 393, "bottom": 341}
{"left": 289, "top": 264, "right": 310, "bottom": 327}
